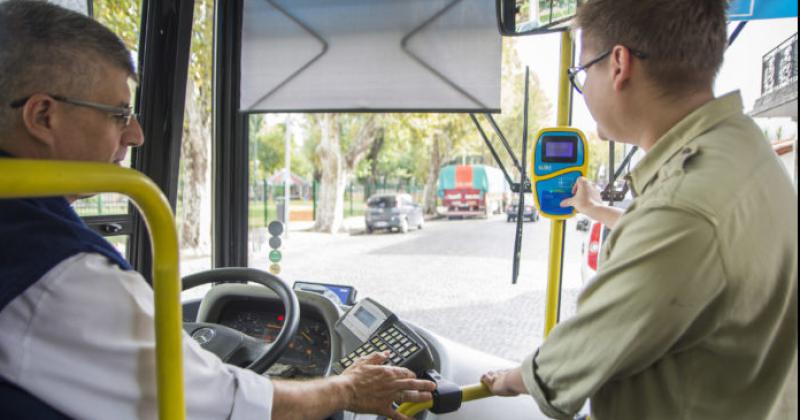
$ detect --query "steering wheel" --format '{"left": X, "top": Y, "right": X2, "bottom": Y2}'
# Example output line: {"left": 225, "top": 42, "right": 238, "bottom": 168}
{"left": 181, "top": 268, "right": 300, "bottom": 374}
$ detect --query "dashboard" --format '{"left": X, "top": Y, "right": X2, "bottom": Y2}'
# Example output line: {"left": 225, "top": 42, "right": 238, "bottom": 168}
{"left": 217, "top": 299, "right": 332, "bottom": 378}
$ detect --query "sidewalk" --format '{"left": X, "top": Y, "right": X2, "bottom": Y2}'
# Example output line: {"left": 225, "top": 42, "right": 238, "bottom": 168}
{"left": 284, "top": 216, "right": 365, "bottom": 232}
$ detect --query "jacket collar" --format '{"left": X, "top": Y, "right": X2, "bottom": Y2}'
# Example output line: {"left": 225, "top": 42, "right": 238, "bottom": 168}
{"left": 628, "top": 91, "right": 744, "bottom": 195}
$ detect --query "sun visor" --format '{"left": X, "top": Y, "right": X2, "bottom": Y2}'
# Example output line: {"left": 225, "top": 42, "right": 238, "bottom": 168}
{"left": 240, "top": 0, "right": 501, "bottom": 113}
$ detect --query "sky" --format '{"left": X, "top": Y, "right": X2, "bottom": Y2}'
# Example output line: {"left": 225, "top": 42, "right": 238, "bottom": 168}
{"left": 515, "top": 17, "right": 798, "bottom": 141}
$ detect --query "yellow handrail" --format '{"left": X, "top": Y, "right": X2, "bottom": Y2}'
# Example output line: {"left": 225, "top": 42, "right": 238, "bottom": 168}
{"left": 0, "top": 159, "right": 185, "bottom": 420}
{"left": 543, "top": 31, "right": 575, "bottom": 338}
{"left": 397, "top": 383, "right": 492, "bottom": 416}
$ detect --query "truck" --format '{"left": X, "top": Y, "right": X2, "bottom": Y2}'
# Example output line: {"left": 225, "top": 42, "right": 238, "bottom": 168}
{"left": 437, "top": 164, "right": 510, "bottom": 218}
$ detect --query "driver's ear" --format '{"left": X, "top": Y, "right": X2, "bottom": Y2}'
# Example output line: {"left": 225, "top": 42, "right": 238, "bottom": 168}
{"left": 609, "top": 45, "right": 634, "bottom": 92}
{"left": 21, "top": 94, "right": 59, "bottom": 148}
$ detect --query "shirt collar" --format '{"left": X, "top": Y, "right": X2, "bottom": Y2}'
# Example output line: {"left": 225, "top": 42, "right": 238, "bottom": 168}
{"left": 628, "top": 91, "right": 744, "bottom": 195}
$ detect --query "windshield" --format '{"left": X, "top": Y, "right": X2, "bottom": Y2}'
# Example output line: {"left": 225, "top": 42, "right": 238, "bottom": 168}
{"left": 174, "top": 21, "right": 798, "bottom": 365}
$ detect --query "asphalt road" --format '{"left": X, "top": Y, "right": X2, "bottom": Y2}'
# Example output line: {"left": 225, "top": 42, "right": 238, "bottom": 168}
{"left": 244, "top": 214, "right": 589, "bottom": 362}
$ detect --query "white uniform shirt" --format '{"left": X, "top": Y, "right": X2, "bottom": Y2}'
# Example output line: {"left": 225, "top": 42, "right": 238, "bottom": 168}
{"left": 0, "top": 253, "right": 274, "bottom": 419}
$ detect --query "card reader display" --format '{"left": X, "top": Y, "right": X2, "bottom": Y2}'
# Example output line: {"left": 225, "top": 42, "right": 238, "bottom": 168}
{"left": 333, "top": 298, "right": 433, "bottom": 375}
{"left": 532, "top": 128, "right": 589, "bottom": 219}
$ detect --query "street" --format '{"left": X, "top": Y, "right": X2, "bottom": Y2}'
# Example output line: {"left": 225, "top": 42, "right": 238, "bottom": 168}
{"left": 246, "top": 215, "right": 589, "bottom": 362}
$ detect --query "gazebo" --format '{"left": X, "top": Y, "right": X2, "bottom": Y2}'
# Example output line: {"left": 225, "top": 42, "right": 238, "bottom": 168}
{"left": 267, "top": 171, "right": 311, "bottom": 200}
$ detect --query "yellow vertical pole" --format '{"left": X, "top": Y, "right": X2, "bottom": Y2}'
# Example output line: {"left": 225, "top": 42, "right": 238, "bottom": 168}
{"left": 544, "top": 31, "right": 574, "bottom": 338}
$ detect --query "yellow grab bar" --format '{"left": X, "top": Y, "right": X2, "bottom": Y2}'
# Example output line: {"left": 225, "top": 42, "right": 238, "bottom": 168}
{"left": 397, "top": 383, "right": 493, "bottom": 416}
{"left": 0, "top": 159, "right": 184, "bottom": 420}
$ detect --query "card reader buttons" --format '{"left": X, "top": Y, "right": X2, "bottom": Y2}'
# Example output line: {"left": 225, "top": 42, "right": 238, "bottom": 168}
{"left": 333, "top": 325, "right": 422, "bottom": 374}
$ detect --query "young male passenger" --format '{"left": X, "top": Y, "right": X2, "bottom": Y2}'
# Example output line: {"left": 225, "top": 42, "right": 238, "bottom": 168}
{"left": 481, "top": 1, "right": 798, "bottom": 419}
{"left": 0, "top": 2, "right": 434, "bottom": 419}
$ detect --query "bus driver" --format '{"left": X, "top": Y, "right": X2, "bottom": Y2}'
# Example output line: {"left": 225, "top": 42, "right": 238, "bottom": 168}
{"left": 0, "top": 2, "right": 435, "bottom": 419}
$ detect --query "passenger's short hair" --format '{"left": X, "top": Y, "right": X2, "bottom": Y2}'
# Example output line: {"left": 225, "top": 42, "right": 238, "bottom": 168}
{"left": 0, "top": 0, "right": 136, "bottom": 131}
{"left": 576, "top": 0, "right": 728, "bottom": 94}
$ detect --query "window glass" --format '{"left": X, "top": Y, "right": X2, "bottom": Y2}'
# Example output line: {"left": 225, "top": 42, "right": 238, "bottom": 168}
{"left": 177, "top": 0, "right": 215, "bottom": 300}
{"left": 367, "top": 196, "right": 397, "bottom": 208}
{"left": 80, "top": 1, "right": 144, "bottom": 217}
{"left": 106, "top": 235, "right": 129, "bottom": 256}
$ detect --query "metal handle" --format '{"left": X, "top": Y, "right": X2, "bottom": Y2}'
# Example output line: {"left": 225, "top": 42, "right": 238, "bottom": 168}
{"left": 397, "top": 383, "right": 493, "bottom": 417}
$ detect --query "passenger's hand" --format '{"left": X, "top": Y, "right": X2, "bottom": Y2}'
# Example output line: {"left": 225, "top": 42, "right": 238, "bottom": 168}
{"left": 481, "top": 368, "right": 525, "bottom": 397}
{"left": 560, "top": 177, "right": 602, "bottom": 214}
{"left": 340, "top": 351, "right": 436, "bottom": 420}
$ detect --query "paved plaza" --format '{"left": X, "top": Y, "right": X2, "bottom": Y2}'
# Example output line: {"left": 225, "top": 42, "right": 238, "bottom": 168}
{"left": 243, "top": 215, "right": 589, "bottom": 363}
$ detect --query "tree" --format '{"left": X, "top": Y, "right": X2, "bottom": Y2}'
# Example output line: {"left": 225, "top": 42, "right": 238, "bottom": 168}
{"left": 388, "top": 114, "right": 475, "bottom": 215}
{"left": 312, "top": 114, "right": 381, "bottom": 233}
{"left": 178, "top": 0, "right": 213, "bottom": 253}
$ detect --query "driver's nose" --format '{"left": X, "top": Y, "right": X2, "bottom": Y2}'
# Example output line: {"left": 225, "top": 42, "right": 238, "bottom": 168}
{"left": 125, "top": 117, "right": 145, "bottom": 148}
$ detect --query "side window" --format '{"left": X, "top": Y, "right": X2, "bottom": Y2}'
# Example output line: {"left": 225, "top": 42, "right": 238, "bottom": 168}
{"left": 74, "top": 0, "right": 144, "bottom": 255}
{"left": 176, "top": 0, "right": 215, "bottom": 278}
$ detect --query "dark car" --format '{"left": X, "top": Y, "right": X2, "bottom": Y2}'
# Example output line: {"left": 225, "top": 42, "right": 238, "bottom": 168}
{"left": 365, "top": 193, "right": 424, "bottom": 234}
{"left": 506, "top": 193, "right": 539, "bottom": 222}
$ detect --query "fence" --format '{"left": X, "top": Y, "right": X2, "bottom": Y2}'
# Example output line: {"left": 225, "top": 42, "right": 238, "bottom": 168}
{"left": 73, "top": 193, "right": 129, "bottom": 217}
{"left": 248, "top": 179, "right": 426, "bottom": 227}
{"left": 762, "top": 32, "right": 798, "bottom": 95}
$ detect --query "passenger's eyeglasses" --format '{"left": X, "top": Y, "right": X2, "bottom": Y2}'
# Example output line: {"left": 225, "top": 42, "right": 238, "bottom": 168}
{"left": 567, "top": 48, "right": 648, "bottom": 94}
{"left": 9, "top": 94, "right": 138, "bottom": 127}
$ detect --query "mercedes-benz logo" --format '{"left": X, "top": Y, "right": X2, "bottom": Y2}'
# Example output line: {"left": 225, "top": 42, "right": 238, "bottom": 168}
{"left": 191, "top": 327, "right": 216, "bottom": 345}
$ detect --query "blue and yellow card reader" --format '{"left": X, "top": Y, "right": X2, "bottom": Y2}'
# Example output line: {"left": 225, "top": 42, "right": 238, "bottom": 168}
{"left": 531, "top": 127, "right": 589, "bottom": 219}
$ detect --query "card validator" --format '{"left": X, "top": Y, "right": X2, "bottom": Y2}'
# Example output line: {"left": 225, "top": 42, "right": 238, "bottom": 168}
{"left": 532, "top": 127, "right": 589, "bottom": 219}
{"left": 333, "top": 298, "right": 433, "bottom": 376}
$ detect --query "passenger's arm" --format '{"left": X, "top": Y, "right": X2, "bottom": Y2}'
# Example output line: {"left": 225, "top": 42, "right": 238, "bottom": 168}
{"left": 560, "top": 177, "right": 624, "bottom": 229}
{"left": 507, "top": 208, "right": 724, "bottom": 417}
{"left": 272, "top": 352, "right": 435, "bottom": 420}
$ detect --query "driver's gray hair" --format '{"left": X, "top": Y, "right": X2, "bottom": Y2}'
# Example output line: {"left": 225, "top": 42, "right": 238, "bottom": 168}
{"left": 0, "top": 0, "right": 136, "bottom": 133}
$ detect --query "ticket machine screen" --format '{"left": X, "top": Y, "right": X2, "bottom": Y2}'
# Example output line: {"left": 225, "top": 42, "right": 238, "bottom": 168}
{"left": 542, "top": 136, "right": 578, "bottom": 162}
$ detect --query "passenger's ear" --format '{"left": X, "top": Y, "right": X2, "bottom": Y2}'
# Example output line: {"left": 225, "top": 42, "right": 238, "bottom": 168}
{"left": 609, "top": 45, "right": 634, "bottom": 92}
{"left": 21, "top": 94, "right": 58, "bottom": 148}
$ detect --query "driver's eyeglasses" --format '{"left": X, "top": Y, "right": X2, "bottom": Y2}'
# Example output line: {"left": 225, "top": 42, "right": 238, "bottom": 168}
{"left": 568, "top": 48, "right": 648, "bottom": 94}
{"left": 9, "top": 94, "right": 138, "bottom": 127}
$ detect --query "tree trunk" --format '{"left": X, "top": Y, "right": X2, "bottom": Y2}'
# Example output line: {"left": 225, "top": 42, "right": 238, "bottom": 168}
{"left": 365, "top": 128, "right": 385, "bottom": 199}
{"left": 313, "top": 115, "right": 379, "bottom": 233}
{"left": 180, "top": 76, "right": 210, "bottom": 255}
{"left": 313, "top": 114, "right": 347, "bottom": 233}
{"left": 423, "top": 132, "right": 442, "bottom": 215}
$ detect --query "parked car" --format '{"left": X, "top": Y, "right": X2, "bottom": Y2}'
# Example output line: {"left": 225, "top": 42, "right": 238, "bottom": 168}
{"left": 365, "top": 193, "right": 424, "bottom": 234}
{"left": 506, "top": 193, "right": 539, "bottom": 222}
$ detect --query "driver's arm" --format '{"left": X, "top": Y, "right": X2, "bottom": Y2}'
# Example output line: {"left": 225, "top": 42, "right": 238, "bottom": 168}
{"left": 271, "top": 352, "right": 436, "bottom": 420}
{"left": 0, "top": 252, "right": 274, "bottom": 419}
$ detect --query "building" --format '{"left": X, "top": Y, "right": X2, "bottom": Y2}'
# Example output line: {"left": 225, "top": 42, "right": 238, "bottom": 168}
{"left": 751, "top": 32, "right": 798, "bottom": 184}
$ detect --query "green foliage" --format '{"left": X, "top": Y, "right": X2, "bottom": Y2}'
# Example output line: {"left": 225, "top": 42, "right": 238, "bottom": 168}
{"left": 188, "top": 0, "right": 214, "bottom": 123}
{"left": 250, "top": 115, "right": 314, "bottom": 184}
{"left": 93, "top": 0, "right": 141, "bottom": 53}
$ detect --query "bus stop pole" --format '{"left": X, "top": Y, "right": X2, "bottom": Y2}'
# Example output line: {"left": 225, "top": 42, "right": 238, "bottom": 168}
{"left": 284, "top": 117, "right": 291, "bottom": 237}
{"left": 544, "top": 31, "right": 574, "bottom": 338}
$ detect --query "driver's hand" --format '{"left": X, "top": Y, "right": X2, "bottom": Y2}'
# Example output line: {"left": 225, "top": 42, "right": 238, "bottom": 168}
{"left": 560, "top": 176, "right": 602, "bottom": 214}
{"left": 340, "top": 351, "right": 436, "bottom": 420}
